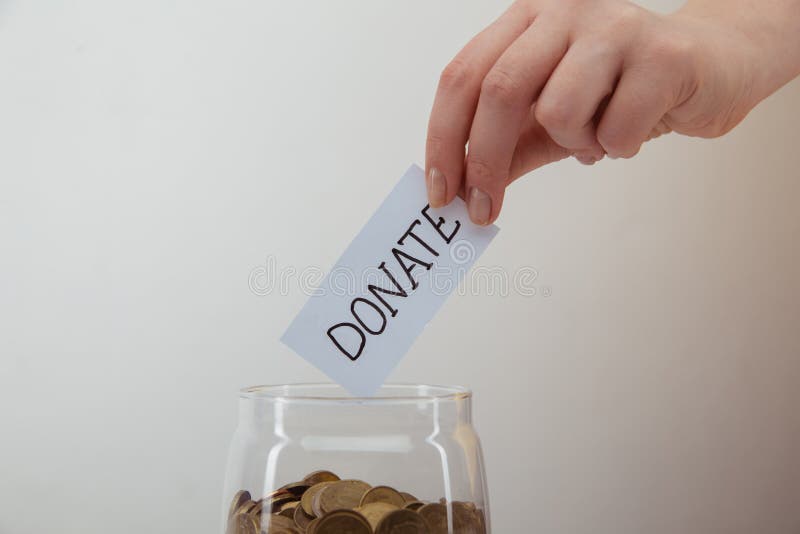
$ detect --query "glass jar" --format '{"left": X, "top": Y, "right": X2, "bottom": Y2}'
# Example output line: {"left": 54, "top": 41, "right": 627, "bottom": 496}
{"left": 222, "top": 383, "right": 490, "bottom": 534}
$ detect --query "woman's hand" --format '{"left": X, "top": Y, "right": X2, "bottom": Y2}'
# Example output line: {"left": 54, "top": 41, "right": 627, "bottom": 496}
{"left": 425, "top": 0, "right": 792, "bottom": 225}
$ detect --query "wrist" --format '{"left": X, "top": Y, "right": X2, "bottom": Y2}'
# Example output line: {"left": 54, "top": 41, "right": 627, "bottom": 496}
{"left": 674, "top": 0, "right": 800, "bottom": 103}
{"left": 669, "top": 6, "right": 764, "bottom": 114}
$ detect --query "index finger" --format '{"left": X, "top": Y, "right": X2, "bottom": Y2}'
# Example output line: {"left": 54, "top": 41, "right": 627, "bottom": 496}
{"left": 425, "top": 1, "right": 535, "bottom": 208}
{"left": 464, "top": 16, "right": 570, "bottom": 225}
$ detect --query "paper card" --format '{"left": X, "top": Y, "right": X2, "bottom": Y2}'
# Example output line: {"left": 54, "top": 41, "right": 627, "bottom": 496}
{"left": 281, "top": 164, "right": 499, "bottom": 396}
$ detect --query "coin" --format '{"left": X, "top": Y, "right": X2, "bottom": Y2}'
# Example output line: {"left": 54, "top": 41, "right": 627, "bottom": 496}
{"left": 277, "top": 504, "right": 297, "bottom": 518}
{"left": 314, "top": 509, "right": 372, "bottom": 534}
{"left": 359, "top": 485, "right": 407, "bottom": 508}
{"left": 416, "top": 503, "right": 447, "bottom": 534}
{"left": 229, "top": 490, "right": 252, "bottom": 518}
{"left": 399, "top": 492, "right": 418, "bottom": 503}
{"left": 294, "top": 503, "right": 315, "bottom": 530}
{"left": 265, "top": 513, "right": 297, "bottom": 532}
{"left": 477, "top": 509, "right": 487, "bottom": 534}
{"left": 269, "top": 493, "right": 299, "bottom": 513}
{"left": 302, "top": 470, "right": 341, "bottom": 485}
{"left": 278, "top": 482, "right": 311, "bottom": 497}
{"left": 453, "top": 501, "right": 483, "bottom": 534}
{"left": 355, "top": 501, "right": 400, "bottom": 530}
{"left": 250, "top": 504, "right": 268, "bottom": 529}
{"left": 301, "top": 481, "right": 336, "bottom": 516}
{"left": 237, "top": 500, "right": 259, "bottom": 516}
{"left": 305, "top": 517, "right": 321, "bottom": 534}
{"left": 316, "top": 479, "right": 371, "bottom": 515}
{"left": 280, "top": 500, "right": 299, "bottom": 512}
{"left": 226, "top": 512, "right": 258, "bottom": 534}
{"left": 227, "top": 472, "right": 486, "bottom": 534}
{"left": 375, "top": 509, "right": 430, "bottom": 534}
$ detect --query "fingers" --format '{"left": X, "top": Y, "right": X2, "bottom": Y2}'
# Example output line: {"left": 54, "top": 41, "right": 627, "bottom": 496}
{"left": 647, "top": 119, "right": 673, "bottom": 141}
{"left": 465, "top": 16, "right": 569, "bottom": 225}
{"left": 509, "top": 106, "right": 572, "bottom": 181}
{"left": 535, "top": 38, "right": 622, "bottom": 163}
{"left": 596, "top": 68, "right": 676, "bottom": 159}
{"left": 425, "top": 2, "right": 535, "bottom": 209}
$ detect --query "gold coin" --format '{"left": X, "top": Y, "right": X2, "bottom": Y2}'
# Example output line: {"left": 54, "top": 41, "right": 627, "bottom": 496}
{"left": 301, "top": 481, "right": 336, "bottom": 516}
{"left": 311, "top": 490, "right": 324, "bottom": 517}
{"left": 416, "top": 503, "right": 447, "bottom": 534}
{"left": 374, "top": 509, "right": 430, "bottom": 534}
{"left": 305, "top": 517, "right": 321, "bottom": 534}
{"left": 226, "top": 512, "right": 258, "bottom": 534}
{"left": 476, "top": 509, "right": 487, "bottom": 534}
{"left": 228, "top": 490, "right": 252, "bottom": 519}
{"left": 265, "top": 513, "right": 297, "bottom": 532}
{"left": 279, "top": 482, "right": 311, "bottom": 497}
{"left": 245, "top": 501, "right": 266, "bottom": 529}
{"left": 236, "top": 500, "right": 259, "bottom": 517}
{"left": 317, "top": 480, "right": 371, "bottom": 515}
{"left": 231, "top": 478, "right": 484, "bottom": 533}
{"left": 243, "top": 505, "right": 265, "bottom": 531}
{"left": 302, "top": 470, "right": 341, "bottom": 485}
{"left": 294, "top": 504, "right": 315, "bottom": 530}
{"left": 313, "top": 509, "right": 372, "bottom": 534}
{"left": 280, "top": 500, "right": 299, "bottom": 512}
{"left": 277, "top": 506, "right": 296, "bottom": 519}
{"left": 355, "top": 502, "right": 400, "bottom": 530}
{"left": 264, "top": 488, "right": 283, "bottom": 498}
{"left": 359, "top": 485, "right": 406, "bottom": 508}
{"left": 269, "top": 494, "right": 299, "bottom": 513}
{"left": 264, "top": 488, "right": 291, "bottom": 501}
{"left": 399, "top": 492, "right": 418, "bottom": 503}
{"left": 452, "top": 501, "right": 482, "bottom": 534}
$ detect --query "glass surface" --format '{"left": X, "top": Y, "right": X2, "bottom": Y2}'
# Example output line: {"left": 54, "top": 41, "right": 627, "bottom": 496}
{"left": 222, "top": 383, "right": 490, "bottom": 533}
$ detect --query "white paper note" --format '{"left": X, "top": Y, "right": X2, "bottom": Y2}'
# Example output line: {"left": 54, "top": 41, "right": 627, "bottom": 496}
{"left": 281, "top": 164, "right": 499, "bottom": 396}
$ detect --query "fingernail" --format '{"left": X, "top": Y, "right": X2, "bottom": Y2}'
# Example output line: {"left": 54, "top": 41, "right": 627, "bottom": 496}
{"left": 468, "top": 187, "right": 492, "bottom": 225}
{"left": 576, "top": 156, "right": 597, "bottom": 166}
{"left": 427, "top": 167, "right": 447, "bottom": 208}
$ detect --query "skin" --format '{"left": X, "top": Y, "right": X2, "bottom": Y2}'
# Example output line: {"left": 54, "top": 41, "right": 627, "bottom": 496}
{"left": 424, "top": 0, "right": 800, "bottom": 225}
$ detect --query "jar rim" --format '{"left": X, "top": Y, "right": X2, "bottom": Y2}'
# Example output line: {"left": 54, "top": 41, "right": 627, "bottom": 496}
{"left": 239, "top": 383, "right": 471, "bottom": 404}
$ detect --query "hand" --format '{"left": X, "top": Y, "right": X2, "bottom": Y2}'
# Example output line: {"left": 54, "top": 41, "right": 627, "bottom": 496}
{"left": 425, "top": 0, "right": 768, "bottom": 225}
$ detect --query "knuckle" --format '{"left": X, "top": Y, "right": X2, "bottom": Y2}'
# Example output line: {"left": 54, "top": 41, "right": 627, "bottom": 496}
{"left": 550, "top": 0, "right": 587, "bottom": 13}
{"left": 510, "top": 0, "right": 537, "bottom": 25}
{"left": 581, "top": 37, "right": 620, "bottom": 66}
{"left": 425, "top": 133, "right": 446, "bottom": 156}
{"left": 535, "top": 96, "right": 576, "bottom": 132}
{"left": 439, "top": 57, "right": 475, "bottom": 92}
{"left": 466, "top": 155, "right": 495, "bottom": 183}
{"left": 648, "top": 33, "right": 696, "bottom": 68}
{"left": 604, "top": 3, "right": 648, "bottom": 36}
{"left": 481, "top": 67, "right": 523, "bottom": 105}
{"left": 597, "top": 124, "right": 638, "bottom": 158}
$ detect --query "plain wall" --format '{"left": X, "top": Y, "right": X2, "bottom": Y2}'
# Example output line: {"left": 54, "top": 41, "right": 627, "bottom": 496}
{"left": 1, "top": 1, "right": 799, "bottom": 533}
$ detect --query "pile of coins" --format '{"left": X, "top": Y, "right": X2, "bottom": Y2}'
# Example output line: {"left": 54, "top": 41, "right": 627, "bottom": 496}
{"left": 226, "top": 470, "right": 487, "bottom": 534}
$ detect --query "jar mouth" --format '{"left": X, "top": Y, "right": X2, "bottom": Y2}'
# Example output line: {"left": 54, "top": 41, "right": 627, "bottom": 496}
{"left": 239, "top": 383, "right": 471, "bottom": 404}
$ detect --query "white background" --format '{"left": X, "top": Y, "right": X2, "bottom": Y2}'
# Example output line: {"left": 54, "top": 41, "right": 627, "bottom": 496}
{"left": 1, "top": 1, "right": 799, "bottom": 533}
